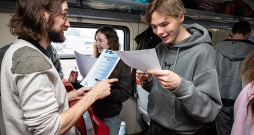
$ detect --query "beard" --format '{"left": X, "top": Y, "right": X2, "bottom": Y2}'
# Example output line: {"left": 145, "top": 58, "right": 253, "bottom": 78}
{"left": 48, "top": 28, "right": 65, "bottom": 43}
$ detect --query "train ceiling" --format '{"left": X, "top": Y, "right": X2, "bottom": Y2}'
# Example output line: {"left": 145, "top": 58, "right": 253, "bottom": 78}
{"left": 1, "top": 0, "right": 254, "bottom": 29}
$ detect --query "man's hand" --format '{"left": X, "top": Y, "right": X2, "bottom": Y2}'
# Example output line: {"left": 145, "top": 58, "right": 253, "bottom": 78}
{"left": 136, "top": 70, "right": 152, "bottom": 82}
{"left": 68, "top": 70, "right": 78, "bottom": 83}
{"left": 68, "top": 87, "right": 92, "bottom": 101}
{"left": 147, "top": 70, "right": 182, "bottom": 91}
{"left": 89, "top": 78, "right": 119, "bottom": 100}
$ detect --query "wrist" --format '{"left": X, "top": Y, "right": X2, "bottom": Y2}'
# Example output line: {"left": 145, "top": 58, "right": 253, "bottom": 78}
{"left": 67, "top": 90, "right": 76, "bottom": 102}
{"left": 85, "top": 91, "right": 98, "bottom": 102}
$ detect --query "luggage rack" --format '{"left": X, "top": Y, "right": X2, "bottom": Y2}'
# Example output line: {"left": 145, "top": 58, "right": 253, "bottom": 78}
{"left": 1, "top": 0, "right": 254, "bottom": 29}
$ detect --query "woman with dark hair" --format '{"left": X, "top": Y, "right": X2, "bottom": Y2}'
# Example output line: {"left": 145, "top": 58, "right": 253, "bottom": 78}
{"left": 69, "top": 26, "right": 131, "bottom": 135}
{"left": 231, "top": 51, "right": 254, "bottom": 135}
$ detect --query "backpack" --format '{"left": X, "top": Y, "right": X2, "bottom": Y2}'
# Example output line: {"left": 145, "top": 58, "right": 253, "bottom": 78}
{"left": 219, "top": 1, "right": 235, "bottom": 15}
{"left": 233, "top": 1, "right": 252, "bottom": 18}
{"left": 196, "top": 0, "right": 219, "bottom": 12}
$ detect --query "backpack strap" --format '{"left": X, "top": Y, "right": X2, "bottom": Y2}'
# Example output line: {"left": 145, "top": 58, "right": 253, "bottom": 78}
{"left": 83, "top": 111, "right": 95, "bottom": 135}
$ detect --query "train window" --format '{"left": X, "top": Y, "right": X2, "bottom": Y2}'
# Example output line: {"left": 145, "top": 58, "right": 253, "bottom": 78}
{"left": 51, "top": 28, "right": 125, "bottom": 56}
{"left": 53, "top": 23, "right": 130, "bottom": 79}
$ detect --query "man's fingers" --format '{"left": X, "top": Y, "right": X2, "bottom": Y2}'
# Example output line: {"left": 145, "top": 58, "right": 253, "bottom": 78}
{"left": 136, "top": 70, "right": 145, "bottom": 74}
{"left": 108, "top": 78, "right": 118, "bottom": 83}
{"left": 71, "top": 70, "right": 75, "bottom": 75}
{"left": 80, "top": 87, "right": 92, "bottom": 91}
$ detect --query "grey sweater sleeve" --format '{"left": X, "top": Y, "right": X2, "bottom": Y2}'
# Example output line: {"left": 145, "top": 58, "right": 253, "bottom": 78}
{"left": 172, "top": 70, "right": 222, "bottom": 122}
{"left": 171, "top": 44, "right": 222, "bottom": 122}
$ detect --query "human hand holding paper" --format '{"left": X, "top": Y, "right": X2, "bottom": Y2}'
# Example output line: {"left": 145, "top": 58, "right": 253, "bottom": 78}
{"left": 136, "top": 70, "right": 152, "bottom": 82}
{"left": 147, "top": 69, "right": 182, "bottom": 91}
{"left": 69, "top": 70, "right": 78, "bottom": 83}
{"left": 80, "top": 50, "right": 120, "bottom": 87}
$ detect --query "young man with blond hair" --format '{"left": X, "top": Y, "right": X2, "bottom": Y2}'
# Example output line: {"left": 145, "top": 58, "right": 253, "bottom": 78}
{"left": 136, "top": 0, "right": 222, "bottom": 134}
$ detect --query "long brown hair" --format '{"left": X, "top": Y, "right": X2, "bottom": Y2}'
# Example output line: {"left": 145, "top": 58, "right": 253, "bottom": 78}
{"left": 141, "top": 0, "right": 186, "bottom": 25}
{"left": 93, "top": 26, "right": 120, "bottom": 82}
{"left": 240, "top": 51, "right": 254, "bottom": 121}
{"left": 9, "top": 0, "right": 65, "bottom": 41}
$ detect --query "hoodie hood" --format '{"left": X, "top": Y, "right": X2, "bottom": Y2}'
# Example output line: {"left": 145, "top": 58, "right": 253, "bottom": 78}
{"left": 166, "top": 23, "right": 211, "bottom": 48}
{"left": 215, "top": 39, "right": 254, "bottom": 61}
{"left": 158, "top": 23, "right": 212, "bottom": 71}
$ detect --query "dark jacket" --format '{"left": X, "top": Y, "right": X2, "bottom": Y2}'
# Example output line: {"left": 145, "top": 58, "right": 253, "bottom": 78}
{"left": 92, "top": 60, "right": 131, "bottom": 118}
{"left": 72, "top": 60, "right": 131, "bottom": 117}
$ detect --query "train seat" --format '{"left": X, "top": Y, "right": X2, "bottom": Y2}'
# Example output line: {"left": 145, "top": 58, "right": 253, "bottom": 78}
{"left": 62, "top": 78, "right": 109, "bottom": 135}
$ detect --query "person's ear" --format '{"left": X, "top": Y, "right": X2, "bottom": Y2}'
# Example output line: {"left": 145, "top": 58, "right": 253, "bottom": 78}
{"left": 42, "top": 7, "right": 49, "bottom": 22}
{"left": 230, "top": 32, "right": 233, "bottom": 38}
{"left": 178, "top": 14, "right": 184, "bottom": 23}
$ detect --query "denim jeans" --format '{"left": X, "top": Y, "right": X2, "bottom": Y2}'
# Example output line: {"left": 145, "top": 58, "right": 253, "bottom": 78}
{"left": 99, "top": 114, "right": 121, "bottom": 135}
{"left": 215, "top": 105, "right": 234, "bottom": 135}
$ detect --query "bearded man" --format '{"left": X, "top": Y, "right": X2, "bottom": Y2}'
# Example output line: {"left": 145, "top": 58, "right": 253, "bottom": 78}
{"left": 1, "top": 0, "right": 117, "bottom": 134}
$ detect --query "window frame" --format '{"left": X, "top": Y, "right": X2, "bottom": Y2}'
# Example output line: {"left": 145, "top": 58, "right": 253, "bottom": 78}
{"left": 58, "top": 22, "right": 130, "bottom": 59}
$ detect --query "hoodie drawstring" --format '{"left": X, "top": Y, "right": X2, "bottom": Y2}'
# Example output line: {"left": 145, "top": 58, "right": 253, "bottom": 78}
{"left": 172, "top": 48, "right": 180, "bottom": 71}
{"left": 160, "top": 47, "right": 166, "bottom": 68}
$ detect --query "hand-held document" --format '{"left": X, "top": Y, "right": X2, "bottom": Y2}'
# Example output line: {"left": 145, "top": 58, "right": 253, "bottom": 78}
{"left": 74, "top": 51, "right": 97, "bottom": 78}
{"left": 80, "top": 49, "right": 120, "bottom": 87}
{"left": 115, "top": 48, "right": 161, "bottom": 72}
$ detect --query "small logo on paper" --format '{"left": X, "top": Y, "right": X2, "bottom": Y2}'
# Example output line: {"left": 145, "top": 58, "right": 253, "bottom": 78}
{"left": 85, "top": 82, "right": 88, "bottom": 86}
{"left": 105, "top": 50, "right": 114, "bottom": 54}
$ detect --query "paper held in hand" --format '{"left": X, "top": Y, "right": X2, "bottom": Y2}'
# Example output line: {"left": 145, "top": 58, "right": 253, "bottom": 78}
{"left": 115, "top": 48, "right": 161, "bottom": 72}
{"left": 74, "top": 51, "right": 97, "bottom": 78}
{"left": 80, "top": 49, "right": 120, "bottom": 87}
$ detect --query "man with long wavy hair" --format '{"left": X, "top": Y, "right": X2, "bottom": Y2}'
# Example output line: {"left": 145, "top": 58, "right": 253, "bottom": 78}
{"left": 1, "top": 0, "right": 117, "bottom": 134}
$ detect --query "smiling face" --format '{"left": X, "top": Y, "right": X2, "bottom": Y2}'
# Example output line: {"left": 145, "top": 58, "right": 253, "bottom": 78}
{"left": 150, "top": 11, "right": 183, "bottom": 45}
{"left": 48, "top": 1, "right": 70, "bottom": 43}
{"left": 95, "top": 32, "right": 110, "bottom": 54}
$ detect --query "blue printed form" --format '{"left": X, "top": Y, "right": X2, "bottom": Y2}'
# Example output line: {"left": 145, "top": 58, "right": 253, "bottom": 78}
{"left": 81, "top": 49, "right": 120, "bottom": 87}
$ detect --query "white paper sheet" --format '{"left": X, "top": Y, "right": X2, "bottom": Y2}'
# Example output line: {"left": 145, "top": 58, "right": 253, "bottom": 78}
{"left": 74, "top": 51, "right": 97, "bottom": 78}
{"left": 115, "top": 48, "right": 161, "bottom": 72}
{"left": 80, "top": 49, "right": 120, "bottom": 87}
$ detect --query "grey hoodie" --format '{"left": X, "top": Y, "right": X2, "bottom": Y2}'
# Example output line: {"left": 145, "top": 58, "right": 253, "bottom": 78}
{"left": 214, "top": 39, "right": 254, "bottom": 103}
{"left": 142, "top": 23, "right": 222, "bottom": 134}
